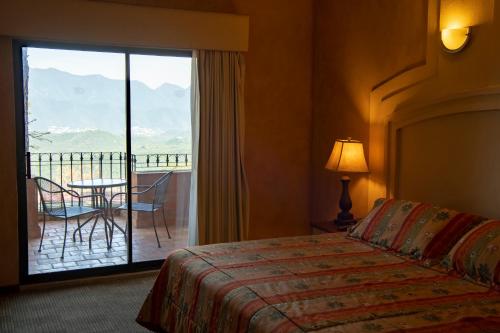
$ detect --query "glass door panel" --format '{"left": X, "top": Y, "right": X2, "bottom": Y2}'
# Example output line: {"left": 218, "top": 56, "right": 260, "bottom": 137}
{"left": 23, "top": 47, "right": 129, "bottom": 275}
{"left": 129, "top": 54, "right": 191, "bottom": 262}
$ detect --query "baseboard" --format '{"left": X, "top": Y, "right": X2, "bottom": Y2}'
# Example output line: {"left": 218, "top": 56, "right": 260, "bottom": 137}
{"left": 0, "top": 284, "right": 20, "bottom": 294}
{"left": 19, "top": 269, "right": 159, "bottom": 292}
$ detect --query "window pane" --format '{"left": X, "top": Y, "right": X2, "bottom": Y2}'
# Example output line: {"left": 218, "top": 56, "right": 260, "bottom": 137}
{"left": 25, "top": 47, "right": 128, "bottom": 274}
{"left": 129, "top": 54, "right": 191, "bottom": 262}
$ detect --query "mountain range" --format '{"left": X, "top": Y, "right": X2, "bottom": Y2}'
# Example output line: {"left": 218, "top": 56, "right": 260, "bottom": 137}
{"left": 27, "top": 68, "right": 191, "bottom": 154}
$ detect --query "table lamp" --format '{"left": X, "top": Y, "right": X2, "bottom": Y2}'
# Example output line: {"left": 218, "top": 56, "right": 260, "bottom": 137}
{"left": 325, "top": 137, "right": 369, "bottom": 230}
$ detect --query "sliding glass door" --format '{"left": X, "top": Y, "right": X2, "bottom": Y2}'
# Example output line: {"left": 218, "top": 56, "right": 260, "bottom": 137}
{"left": 129, "top": 54, "right": 191, "bottom": 262}
{"left": 15, "top": 42, "right": 191, "bottom": 282}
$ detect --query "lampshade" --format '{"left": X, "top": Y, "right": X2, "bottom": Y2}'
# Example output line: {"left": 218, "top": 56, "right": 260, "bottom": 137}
{"left": 325, "top": 138, "right": 369, "bottom": 173}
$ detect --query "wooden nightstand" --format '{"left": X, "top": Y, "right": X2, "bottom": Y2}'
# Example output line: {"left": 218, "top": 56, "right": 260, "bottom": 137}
{"left": 311, "top": 221, "right": 349, "bottom": 235}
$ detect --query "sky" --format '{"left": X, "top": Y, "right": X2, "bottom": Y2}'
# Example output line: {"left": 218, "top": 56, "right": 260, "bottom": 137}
{"left": 27, "top": 47, "right": 192, "bottom": 89}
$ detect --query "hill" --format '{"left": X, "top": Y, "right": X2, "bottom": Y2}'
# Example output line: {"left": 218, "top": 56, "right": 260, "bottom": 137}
{"left": 27, "top": 68, "right": 191, "bottom": 154}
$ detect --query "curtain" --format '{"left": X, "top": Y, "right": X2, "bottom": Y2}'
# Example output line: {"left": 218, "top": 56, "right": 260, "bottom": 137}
{"left": 188, "top": 51, "right": 200, "bottom": 246}
{"left": 188, "top": 50, "right": 249, "bottom": 245}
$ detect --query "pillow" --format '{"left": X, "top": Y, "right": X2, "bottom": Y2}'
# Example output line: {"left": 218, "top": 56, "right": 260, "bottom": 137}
{"left": 348, "top": 198, "right": 395, "bottom": 242}
{"left": 441, "top": 219, "right": 500, "bottom": 287}
{"left": 349, "top": 198, "right": 485, "bottom": 261}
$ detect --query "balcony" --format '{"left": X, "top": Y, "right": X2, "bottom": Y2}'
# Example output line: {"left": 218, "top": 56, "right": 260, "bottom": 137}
{"left": 26, "top": 152, "right": 191, "bottom": 274}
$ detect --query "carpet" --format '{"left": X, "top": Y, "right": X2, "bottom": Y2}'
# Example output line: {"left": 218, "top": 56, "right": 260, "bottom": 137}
{"left": 0, "top": 273, "right": 156, "bottom": 332}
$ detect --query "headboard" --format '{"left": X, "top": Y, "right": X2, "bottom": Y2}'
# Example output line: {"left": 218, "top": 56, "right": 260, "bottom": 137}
{"left": 387, "top": 92, "right": 500, "bottom": 218}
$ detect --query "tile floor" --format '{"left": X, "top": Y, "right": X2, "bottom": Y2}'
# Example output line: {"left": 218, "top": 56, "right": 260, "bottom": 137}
{"left": 28, "top": 215, "right": 188, "bottom": 275}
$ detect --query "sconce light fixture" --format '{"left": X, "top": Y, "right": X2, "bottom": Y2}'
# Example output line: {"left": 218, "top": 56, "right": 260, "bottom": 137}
{"left": 441, "top": 26, "right": 471, "bottom": 53}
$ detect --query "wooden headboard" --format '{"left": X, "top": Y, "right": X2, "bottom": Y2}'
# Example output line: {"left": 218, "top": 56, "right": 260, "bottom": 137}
{"left": 387, "top": 92, "right": 500, "bottom": 218}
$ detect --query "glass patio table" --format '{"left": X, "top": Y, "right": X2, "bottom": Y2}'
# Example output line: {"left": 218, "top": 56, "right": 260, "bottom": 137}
{"left": 68, "top": 178, "right": 127, "bottom": 248}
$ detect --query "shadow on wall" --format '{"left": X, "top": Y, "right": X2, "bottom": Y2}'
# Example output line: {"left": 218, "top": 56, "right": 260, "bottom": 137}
{"left": 96, "top": 0, "right": 236, "bottom": 13}
{"left": 312, "top": 81, "right": 370, "bottom": 222}
{"left": 311, "top": 0, "right": 428, "bottom": 223}
{"left": 440, "top": 0, "right": 494, "bottom": 30}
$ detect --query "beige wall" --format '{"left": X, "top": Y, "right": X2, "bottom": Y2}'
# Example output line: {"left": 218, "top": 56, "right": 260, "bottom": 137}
{"left": 234, "top": 1, "right": 313, "bottom": 238}
{"left": 314, "top": 0, "right": 500, "bottom": 222}
{"left": 92, "top": 0, "right": 314, "bottom": 239}
{"left": 370, "top": 0, "right": 500, "bottom": 218}
{"left": 311, "top": 0, "right": 428, "bottom": 222}
{"left": 409, "top": 1, "right": 498, "bottom": 102}
{"left": 0, "top": 0, "right": 313, "bottom": 286}
{"left": 0, "top": 36, "right": 19, "bottom": 286}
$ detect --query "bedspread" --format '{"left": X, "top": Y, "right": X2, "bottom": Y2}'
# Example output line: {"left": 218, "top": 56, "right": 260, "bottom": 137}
{"left": 137, "top": 233, "right": 500, "bottom": 332}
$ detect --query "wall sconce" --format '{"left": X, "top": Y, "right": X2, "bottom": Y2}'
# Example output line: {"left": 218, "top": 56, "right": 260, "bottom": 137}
{"left": 441, "top": 27, "right": 471, "bottom": 53}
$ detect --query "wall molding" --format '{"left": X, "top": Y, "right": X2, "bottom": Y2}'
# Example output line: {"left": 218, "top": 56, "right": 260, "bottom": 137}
{"left": 0, "top": 0, "right": 249, "bottom": 51}
{"left": 367, "top": 0, "right": 439, "bottom": 204}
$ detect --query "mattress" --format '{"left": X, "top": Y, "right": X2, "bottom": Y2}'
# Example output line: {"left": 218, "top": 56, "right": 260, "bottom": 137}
{"left": 137, "top": 233, "right": 500, "bottom": 332}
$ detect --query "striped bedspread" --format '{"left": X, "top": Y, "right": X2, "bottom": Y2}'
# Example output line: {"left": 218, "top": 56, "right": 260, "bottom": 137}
{"left": 137, "top": 233, "right": 500, "bottom": 332}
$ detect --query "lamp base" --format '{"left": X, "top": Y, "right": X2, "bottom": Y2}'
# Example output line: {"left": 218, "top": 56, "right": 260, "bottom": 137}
{"left": 334, "top": 175, "right": 357, "bottom": 231}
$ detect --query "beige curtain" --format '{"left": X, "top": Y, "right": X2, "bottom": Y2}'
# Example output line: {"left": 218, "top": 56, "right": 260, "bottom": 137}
{"left": 188, "top": 50, "right": 249, "bottom": 245}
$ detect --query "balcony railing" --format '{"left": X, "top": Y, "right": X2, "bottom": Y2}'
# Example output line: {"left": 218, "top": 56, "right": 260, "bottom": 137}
{"left": 26, "top": 151, "right": 191, "bottom": 179}
{"left": 26, "top": 151, "right": 191, "bottom": 209}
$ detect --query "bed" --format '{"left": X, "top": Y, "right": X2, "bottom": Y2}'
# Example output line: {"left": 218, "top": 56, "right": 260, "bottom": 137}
{"left": 137, "top": 231, "right": 500, "bottom": 332}
{"left": 137, "top": 97, "right": 500, "bottom": 332}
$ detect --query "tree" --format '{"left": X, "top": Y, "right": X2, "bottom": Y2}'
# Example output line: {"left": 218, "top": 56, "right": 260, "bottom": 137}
{"left": 23, "top": 48, "right": 51, "bottom": 150}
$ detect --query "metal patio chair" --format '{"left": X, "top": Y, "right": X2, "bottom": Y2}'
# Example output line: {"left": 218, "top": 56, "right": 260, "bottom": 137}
{"left": 110, "top": 171, "right": 173, "bottom": 248}
{"left": 34, "top": 177, "right": 108, "bottom": 259}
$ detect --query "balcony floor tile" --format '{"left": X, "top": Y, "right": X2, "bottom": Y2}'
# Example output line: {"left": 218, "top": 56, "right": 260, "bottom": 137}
{"left": 28, "top": 217, "right": 188, "bottom": 275}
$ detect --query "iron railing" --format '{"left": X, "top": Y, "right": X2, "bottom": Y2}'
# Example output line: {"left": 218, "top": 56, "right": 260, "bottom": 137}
{"left": 132, "top": 153, "right": 191, "bottom": 171}
{"left": 26, "top": 152, "right": 191, "bottom": 179}
{"left": 26, "top": 151, "right": 191, "bottom": 209}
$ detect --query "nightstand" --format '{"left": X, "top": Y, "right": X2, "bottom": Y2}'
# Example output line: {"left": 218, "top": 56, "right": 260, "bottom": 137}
{"left": 311, "top": 221, "right": 349, "bottom": 235}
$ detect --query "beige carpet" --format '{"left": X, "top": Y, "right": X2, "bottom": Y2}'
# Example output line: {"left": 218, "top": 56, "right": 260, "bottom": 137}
{"left": 0, "top": 273, "right": 156, "bottom": 332}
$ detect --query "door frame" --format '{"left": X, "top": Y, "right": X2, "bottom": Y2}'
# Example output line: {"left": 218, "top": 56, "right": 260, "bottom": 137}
{"left": 13, "top": 39, "right": 191, "bottom": 284}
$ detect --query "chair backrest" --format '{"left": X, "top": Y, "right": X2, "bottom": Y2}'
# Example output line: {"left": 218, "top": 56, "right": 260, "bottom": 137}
{"left": 153, "top": 172, "right": 173, "bottom": 208}
{"left": 33, "top": 177, "right": 67, "bottom": 215}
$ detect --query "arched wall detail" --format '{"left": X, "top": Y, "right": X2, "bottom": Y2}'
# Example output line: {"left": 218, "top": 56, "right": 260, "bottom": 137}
{"left": 367, "top": 0, "right": 499, "bottom": 208}
{"left": 368, "top": 0, "right": 440, "bottom": 205}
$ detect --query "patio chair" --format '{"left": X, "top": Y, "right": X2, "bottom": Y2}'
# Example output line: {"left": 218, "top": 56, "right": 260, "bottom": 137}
{"left": 110, "top": 171, "right": 173, "bottom": 248}
{"left": 34, "top": 177, "right": 108, "bottom": 259}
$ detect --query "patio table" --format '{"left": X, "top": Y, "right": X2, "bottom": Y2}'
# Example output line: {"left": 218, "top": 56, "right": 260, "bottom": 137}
{"left": 68, "top": 178, "right": 127, "bottom": 248}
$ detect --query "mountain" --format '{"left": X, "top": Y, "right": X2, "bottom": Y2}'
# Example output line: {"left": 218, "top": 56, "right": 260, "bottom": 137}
{"left": 31, "top": 130, "right": 125, "bottom": 152}
{"left": 31, "top": 129, "right": 191, "bottom": 155}
{"left": 27, "top": 68, "right": 191, "bottom": 154}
